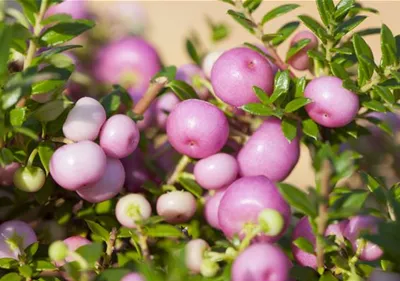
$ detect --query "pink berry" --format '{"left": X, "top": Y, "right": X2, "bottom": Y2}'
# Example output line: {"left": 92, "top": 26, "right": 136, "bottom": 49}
{"left": 57, "top": 236, "right": 91, "bottom": 267}
{"left": 156, "top": 92, "right": 180, "bottom": 130}
{"left": 77, "top": 157, "right": 125, "bottom": 203}
{"left": 94, "top": 37, "right": 161, "bottom": 98}
{"left": 156, "top": 191, "right": 197, "bottom": 224}
{"left": 304, "top": 76, "right": 359, "bottom": 128}
{"left": 121, "top": 150, "right": 151, "bottom": 193}
{"left": 0, "top": 162, "right": 20, "bottom": 186}
{"left": 326, "top": 220, "right": 349, "bottom": 241}
{"left": 62, "top": 97, "right": 107, "bottom": 142}
{"left": 0, "top": 220, "right": 37, "bottom": 260}
{"left": 100, "top": 114, "right": 140, "bottom": 159}
{"left": 176, "top": 64, "right": 209, "bottom": 99}
{"left": 194, "top": 153, "right": 238, "bottom": 190}
{"left": 116, "top": 194, "right": 152, "bottom": 228}
{"left": 121, "top": 273, "right": 145, "bottom": 281}
{"left": 50, "top": 141, "right": 107, "bottom": 191}
{"left": 166, "top": 99, "right": 229, "bottom": 159}
{"left": 202, "top": 50, "right": 224, "bottom": 78}
{"left": 46, "top": 0, "right": 89, "bottom": 19}
{"left": 288, "top": 31, "right": 318, "bottom": 71}
{"left": 211, "top": 47, "right": 274, "bottom": 107}
{"left": 344, "top": 215, "right": 383, "bottom": 261}
{"left": 218, "top": 176, "right": 290, "bottom": 242}
{"left": 185, "top": 239, "right": 209, "bottom": 274}
{"left": 237, "top": 117, "right": 300, "bottom": 182}
{"left": 232, "top": 243, "right": 291, "bottom": 281}
{"left": 204, "top": 187, "right": 228, "bottom": 229}
{"left": 254, "top": 45, "right": 279, "bottom": 75}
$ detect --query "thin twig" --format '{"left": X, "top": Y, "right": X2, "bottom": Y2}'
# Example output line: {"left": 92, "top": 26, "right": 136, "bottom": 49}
{"left": 316, "top": 159, "right": 333, "bottom": 270}
{"left": 102, "top": 228, "right": 117, "bottom": 268}
{"left": 136, "top": 225, "right": 149, "bottom": 261}
{"left": 166, "top": 155, "right": 191, "bottom": 185}
{"left": 133, "top": 77, "right": 168, "bottom": 115}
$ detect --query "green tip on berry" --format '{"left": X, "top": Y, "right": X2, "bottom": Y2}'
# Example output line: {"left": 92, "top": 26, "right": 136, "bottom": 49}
{"left": 200, "top": 259, "right": 220, "bottom": 277}
{"left": 258, "top": 209, "right": 284, "bottom": 236}
{"left": 49, "top": 241, "right": 69, "bottom": 262}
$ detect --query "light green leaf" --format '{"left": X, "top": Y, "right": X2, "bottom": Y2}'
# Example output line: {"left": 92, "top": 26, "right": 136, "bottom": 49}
{"left": 261, "top": 4, "right": 300, "bottom": 25}
{"left": 284, "top": 97, "right": 312, "bottom": 113}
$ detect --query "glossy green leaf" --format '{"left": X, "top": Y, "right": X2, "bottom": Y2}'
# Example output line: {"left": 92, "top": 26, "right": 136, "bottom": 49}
{"left": 38, "top": 142, "right": 55, "bottom": 175}
{"left": 308, "top": 49, "right": 325, "bottom": 62}
{"left": 284, "top": 97, "right": 312, "bottom": 113}
{"left": 185, "top": 39, "right": 201, "bottom": 65}
{"left": 253, "top": 86, "right": 269, "bottom": 104}
{"left": 270, "top": 71, "right": 290, "bottom": 103}
{"left": 177, "top": 177, "right": 203, "bottom": 199}
{"left": 330, "top": 62, "right": 350, "bottom": 80}
{"left": 362, "top": 100, "right": 386, "bottom": 112}
{"left": 241, "top": 103, "right": 278, "bottom": 118}
{"left": 40, "top": 19, "right": 95, "bottom": 46}
{"left": 261, "top": 4, "right": 300, "bottom": 25}
{"left": 298, "top": 15, "right": 328, "bottom": 42}
{"left": 353, "top": 34, "right": 374, "bottom": 86}
{"left": 0, "top": 148, "right": 14, "bottom": 166}
{"left": 281, "top": 118, "right": 298, "bottom": 142}
{"left": 41, "top": 13, "right": 73, "bottom": 25}
{"left": 75, "top": 242, "right": 103, "bottom": 268}
{"left": 278, "top": 183, "right": 317, "bottom": 217}
{"left": 293, "top": 237, "right": 315, "bottom": 254}
{"left": 0, "top": 273, "right": 22, "bottom": 281}
{"left": 316, "top": 0, "right": 335, "bottom": 27}
{"left": 330, "top": 189, "right": 369, "bottom": 218}
{"left": 271, "top": 21, "right": 300, "bottom": 46}
{"left": 0, "top": 23, "right": 12, "bottom": 76}
{"left": 19, "top": 265, "right": 32, "bottom": 278}
{"left": 286, "top": 39, "right": 311, "bottom": 61}
{"left": 243, "top": 0, "right": 262, "bottom": 13}
{"left": 335, "top": 0, "right": 355, "bottom": 19}
{"left": 227, "top": 10, "right": 255, "bottom": 34}
{"left": 30, "top": 260, "right": 56, "bottom": 271}
{"left": 86, "top": 220, "right": 110, "bottom": 242}
{"left": 381, "top": 24, "right": 398, "bottom": 67}
{"left": 360, "top": 172, "right": 386, "bottom": 204}
{"left": 32, "top": 99, "right": 72, "bottom": 122}
{"left": 373, "top": 85, "right": 395, "bottom": 104}
{"left": 302, "top": 119, "right": 319, "bottom": 141}
{"left": 145, "top": 224, "right": 184, "bottom": 238}
{"left": 295, "top": 77, "right": 307, "bottom": 98}
{"left": 334, "top": 16, "right": 366, "bottom": 39}
{"left": 167, "top": 80, "right": 199, "bottom": 100}
{"left": 32, "top": 45, "right": 82, "bottom": 65}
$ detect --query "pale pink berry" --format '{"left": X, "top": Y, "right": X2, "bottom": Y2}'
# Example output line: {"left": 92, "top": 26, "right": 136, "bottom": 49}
{"left": 116, "top": 194, "right": 152, "bottom": 228}
{"left": 185, "top": 239, "right": 209, "bottom": 274}
{"left": 156, "top": 191, "right": 197, "bottom": 224}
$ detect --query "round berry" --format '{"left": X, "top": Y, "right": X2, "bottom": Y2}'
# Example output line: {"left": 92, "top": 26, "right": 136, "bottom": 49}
{"left": 176, "top": 64, "right": 209, "bottom": 99}
{"left": 156, "top": 191, "right": 197, "bottom": 224}
{"left": 50, "top": 141, "right": 107, "bottom": 191}
{"left": 166, "top": 99, "right": 229, "bottom": 159}
{"left": 218, "top": 176, "right": 290, "bottom": 242}
{"left": 237, "top": 117, "right": 300, "bottom": 182}
{"left": 57, "top": 236, "right": 91, "bottom": 267}
{"left": 304, "top": 76, "right": 359, "bottom": 128}
{"left": 156, "top": 92, "right": 180, "bottom": 130}
{"left": 211, "top": 47, "right": 274, "bottom": 107}
{"left": 62, "top": 97, "right": 107, "bottom": 142}
{"left": 291, "top": 217, "right": 317, "bottom": 269}
{"left": 116, "top": 194, "right": 152, "bottom": 228}
{"left": 202, "top": 50, "right": 224, "bottom": 78}
{"left": 46, "top": 0, "right": 88, "bottom": 19}
{"left": 49, "top": 241, "right": 69, "bottom": 262}
{"left": 288, "top": 31, "right": 318, "bottom": 71}
{"left": 121, "top": 150, "right": 151, "bottom": 193}
{"left": 121, "top": 273, "right": 145, "bottom": 281}
{"left": 194, "top": 153, "right": 238, "bottom": 190}
{"left": 0, "top": 220, "right": 37, "bottom": 260}
{"left": 204, "top": 187, "right": 228, "bottom": 229}
{"left": 185, "top": 239, "right": 209, "bottom": 274}
{"left": 232, "top": 243, "right": 291, "bottom": 281}
{"left": 369, "top": 270, "right": 400, "bottom": 281}
{"left": 344, "top": 215, "right": 383, "bottom": 261}
{"left": 0, "top": 162, "right": 20, "bottom": 186}
{"left": 100, "top": 114, "right": 140, "bottom": 159}
{"left": 77, "top": 157, "right": 125, "bottom": 203}
{"left": 13, "top": 166, "right": 46, "bottom": 193}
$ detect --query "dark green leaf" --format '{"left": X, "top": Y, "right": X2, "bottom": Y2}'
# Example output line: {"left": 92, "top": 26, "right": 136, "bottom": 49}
{"left": 293, "top": 237, "right": 315, "bottom": 254}
{"left": 86, "top": 220, "right": 110, "bottom": 242}
{"left": 284, "top": 97, "right": 312, "bottom": 113}
{"left": 167, "top": 80, "right": 199, "bottom": 100}
{"left": 0, "top": 24, "right": 13, "bottom": 76}
{"left": 100, "top": 85, "right": 132, "bottom": 117}
{"left": 316, "top": 0, "right": 335, "bottom": 27}
{"left": 320, "top": 272, "right": 339, "bottom": 281}
{"left": 362, "top": 100, "right": 386, "bottom": 112}
{"left": 243, "top": 43, "right": 271, "bottom": 60}
{"left": 270, "top": 71, "right": 290, "bottom": 103}
{"left": 10, "top": 23, "right": 30, "bottom": 54}
{"left": 207, "top": 19, "right": 230, "bottom": 42}
{"left": 357, "top": 28, "right": 381, "bottom": 37}
{"left": 145, "top": 224, "right": 183, "bottom": 238}
{"left": 185, "top": 39, "right": 201, "bottom": 65}
{"left": 381, "top": 24, "right": 398, "bottom": 68}
{"left": 241, "top": 103, "right": 279, "bottom": 118}
{"left": 290, "top": 265, "right": 319, "bottom": 281}
{"left": 261, "top": 33, "right": 280, "bottom": 43}
{"left": 278, "top": 183, "right": 317, "bottom": 217}
{"left": 335, "top": 0, "right": 355, "bottom": 19}
{"left": 286, "top": 39, "right": 311, "bottom": 61}
{"left": 295, "top": 77, "right": 307, "bottom": 98}
{"left": 38, "top": 142, "right": 54, "bottom": 175}
{"left": 75, "top": 242, "right": 103, "bottom": 268}
{"left": 330, "top": 62, "right": 350, "bottom": 80}
{"left": 95, "top": 269, "right": 131, "bottom": 281}
{"left": 253, "top": 86, "right": 269, "bottom": 104}
{"left": 281, "top": 118, "right": 298, "bottom": 142}
{"left": 271, "top": 21, "right": 300, "bottom": 46}
{"left": 40, "top": 19, "right": 95, "bottom": 46}
{"left": 334, "top": 16, "right": 366, "bottom": 39}
{"left": 35, "top": 177, "right": 55, "bottom": 204}
{"left": 308, "top": 50, "right": 326, "bottom": 62}
{"left": 13, "top": 127, "right": 39, "bottom": 141}
{"left": 25, "top": 242, "right": 39, "bottom": 260}
{"left": 261, "top": 4, "right": 300, "bottom": 25}
{"left": 227, "top": 10, "right": 255, "bottom": 34}
{"left": 360, "top": 172, "right": 386, "bottom": 204}
{"left": 16, "top": 0, "right": 38, "bottom": 13}
{"left": 353, "top": 34, "right": 374, "bottom": 86}
{"left": 177, "top": 177, "right": 203, "bottom": 199}
{"left": 32, "top": 45, "right": 82, "bottom": 65}
{"left": 330, "top": 189, "right": 369, "bottom": 218}
{"left": 243, "top": 0, "right": 262, "bottom": 13}
{"left": 41, "top": 13, "right": 73, "bottom": 25}
{"left": 32, "top": 99, "right": 72, "bottom": 122}
{"left": 220, "top": 0, "right": 235, "bottom": 5}
{"left": 0, "top": 148, "right": 14, "bottom": 166}
{"left": 298, "top": 15, "right": 328, "bottom": 42}
{"left": 0, "top": 273, "right": 22, "bottom": 281}
{"left": 373, "top": 85, "right": 395, "bottom": 104}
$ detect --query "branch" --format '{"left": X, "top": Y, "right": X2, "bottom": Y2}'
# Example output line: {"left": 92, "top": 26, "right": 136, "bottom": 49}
{"left": 133, "top": 77, "right": 168, "bottom": 115}
{"left": 166, "top": 155, "right": 191, "bottom": 185}
{"left": 102, "top": 228, "right": 117, "bottom": 268}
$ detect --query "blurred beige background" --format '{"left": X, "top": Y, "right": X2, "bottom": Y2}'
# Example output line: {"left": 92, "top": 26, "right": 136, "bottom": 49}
{"left": 133, "top": 1, "right": 400, "bottom": 189}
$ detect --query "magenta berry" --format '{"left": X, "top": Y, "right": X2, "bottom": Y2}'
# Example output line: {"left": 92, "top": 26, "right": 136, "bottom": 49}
{"left": 77, "top": 157, "right": 125, "bottom": 203}
{"left": 232, "top": 243, "right": 291, "bottom": 281}
{"left": 288, "top": 31, "right": 318, "bottom": 71}
{"left": 121, "top": 273, "right": 145, "bottom": 281}
{"left": 46, "top": 0, "right": 89, "bottom": 19}
{"left": 304, "top": 76, "right": 359, "bottom": 128}
{"left": 166, "top": 99, "right": 229, "bottom": 159}
{"left": 344, "top": 215, "right": 383, "bottom": 261}
{"left": 0, "top": 220, "right": 37, "bottom": 260}
{"left": 50, "top": 141, "right": 107, "bottom": 191}
{"left": 211, "top": 47, "right": 274, "bottom": 107}
{"left": 291, "top": 217, "right": 317, "bottom": 269}
{"left": 0, "top": 162, "right": 20, "bottom": 186}
{"left": 94, "top": 37, "right": 161, "bottom": 98}
{"left": 185, "top": 239, "right": 209, "bottom": 274}
{"left": 62, "top": 97, "right": 107, "bottom": 142}
{"left": 156, "top": 92, "right": 180, "bottom": 130}
{"left": 176, "top": 64, "right": 209, "bottom": 99}
{"left": 204, "top": 187, "right": 228, "bottom": 229}
{"left": 121, "top": 150, "right": 151, "bottom": 193}
{"left": 254, "top": 45, "right": 279, "bottom": 75}
{"left": 100, "top": 114, "right": 140, "bottom": 159}
{"left": 116, "top": 194, "right": 152, "bottom": 228}
{"left": 237, "top": 117, "right": 300, "bottom": 182}
{"left": 218, "top": 176, "right": 290, "bottom": 242}
{"left": 194, "top": 153, "right": 238, "bottom": 190}
{"left": 156, "top": 191, "right": 197, "bottom": 224}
